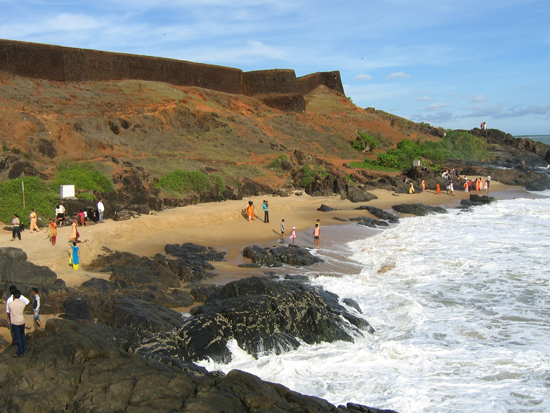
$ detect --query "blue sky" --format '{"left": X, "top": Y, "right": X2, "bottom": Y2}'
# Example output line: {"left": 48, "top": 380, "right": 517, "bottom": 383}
{"left": 1, "top": 0, "right": 549, "bottom": 135}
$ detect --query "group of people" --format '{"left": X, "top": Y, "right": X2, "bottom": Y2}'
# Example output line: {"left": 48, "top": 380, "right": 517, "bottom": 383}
{"left": 6, "top": 285, "right": 44, "bottom": 357}
{"left": 462, "top": 177, "right": 490, "bottom": 193}
{"left": 246, "top": 201, "right": 322, "bottom": 248}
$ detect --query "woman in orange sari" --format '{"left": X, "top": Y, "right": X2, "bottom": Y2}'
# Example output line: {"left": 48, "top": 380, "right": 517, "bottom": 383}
{"left": 436, "top": 183, "right": 441, "bottom": 194}
{"left": 246, "top": 201, "right": 255, "bottom": 221}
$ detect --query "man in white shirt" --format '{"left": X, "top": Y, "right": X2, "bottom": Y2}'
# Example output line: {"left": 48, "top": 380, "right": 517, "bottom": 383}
{"left": 8, "top": 290, "right": 27, "bottom": 357}
{"left": 6, "top": 285, "right": 30, "bottom": 346}
{"left": 97, "top": 199, "right": 105, "bottom": 223}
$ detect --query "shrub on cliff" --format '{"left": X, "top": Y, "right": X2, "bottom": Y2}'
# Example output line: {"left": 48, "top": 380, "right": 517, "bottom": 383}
{"left": 51, "top": 163, "right": 115, "bottom": 194}
{"left": 155, "top": 170, "right": 226, "bottom": 196}
{"left": 352, "top": 131, "right": 378, "bottom": 153}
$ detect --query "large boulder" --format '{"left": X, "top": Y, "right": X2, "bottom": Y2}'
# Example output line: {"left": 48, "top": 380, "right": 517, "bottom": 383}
{"left": 243, "top": 245, "right": 323, "bottom": 267}
{"left": 135, "top": 276, "right": 373, "bottom": 363}
{"left": 392, "top": 203, "right": 448, "bottom": 216}
{"left": 0, "top": 247, "right": 66, "bottom": 301}
{"left": 357, "top": 206, "right": 399, "bottom": 223}
{"left": 346, "top": 186, "right": 378, "bottom": 203}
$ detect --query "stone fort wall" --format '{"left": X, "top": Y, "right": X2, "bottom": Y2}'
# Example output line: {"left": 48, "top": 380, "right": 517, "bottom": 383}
{"left": 0, "top": 39, "right": 344, "bottom": 111}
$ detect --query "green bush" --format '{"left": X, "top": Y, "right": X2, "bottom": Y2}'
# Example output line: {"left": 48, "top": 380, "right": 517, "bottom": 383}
{"left": 268, "top": 154, "right": 290, "bottom": 170}
{"left": 155, "top": 170, "right": 211, "bottom": 194}
{"left": 51, "top": 163, "right": 114, "bottom": 193}
{"left": 349, "top": 160, "right": 400, "bottom": 172}
{"left": 213, "top": 175, "right": 226, "bottom": 194}
{"left": 299, "top": 165, "right": 328, "bottom": 187}
{"left": 352, "top": 131, "right": 378, "bottom": 153}
{"left": 374, "top": 153, "right": 402, "bottom": 169}
{"left": 0, "top": 177, "right": 59, "bottom": 225}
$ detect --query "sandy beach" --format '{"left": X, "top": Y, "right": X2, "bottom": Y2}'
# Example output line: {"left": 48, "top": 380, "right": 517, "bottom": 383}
{"left": 0, "top": 179, "right": 520, "bottom": 289}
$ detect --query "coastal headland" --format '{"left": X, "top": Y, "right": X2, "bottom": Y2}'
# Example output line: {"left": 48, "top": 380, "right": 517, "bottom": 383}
{"left": 1, "top": 40, "right": 550, "bottom": 412}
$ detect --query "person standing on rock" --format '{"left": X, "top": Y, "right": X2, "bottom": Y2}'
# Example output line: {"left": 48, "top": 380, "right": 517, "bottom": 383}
{"left": 29, "top": 209, "right": 40, "bottom": 232}
{"left": 262, "top": 200, "right": 269, "bottom": 223}
{"left": 97, "top": 199, "right": 105, "bottom": 223}
{"left": 313, "top": 223, "right": 321, "bottom": 248}
{"left": 11, "top": 214, "right": 21, "bottom": 241}
{"left": 7, "top": 290, "right": 27, "bottom": 357}
{"left": 6, "top": 285, "right": 29, "bottom": 347}
{"left": 31, "top": 288, "right": 44, "bottom": 331}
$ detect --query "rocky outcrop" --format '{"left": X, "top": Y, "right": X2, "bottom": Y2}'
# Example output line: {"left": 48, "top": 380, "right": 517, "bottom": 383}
{"left": 349, "top": 217, "right": 390, "bottom": 228}
{"left": 243, "top": 245, "right": 324, "bottom": 267}
{"left": 392, "top": 203, "right": 448, "bottom": 216}
{"left": 0, "top": 319, "right": 394, "bottom": 413}
{"left": 460, "top": 194, "right": 496, "bottom": 207}
{"left": 347, "top": 186, "right": 378, "bottom": 203}
{"left": 135, "top": 276, "right": 373, "bottom": 363}
{"left": 0, "top": 247, "right": 66, "bottom": 305}
{"left": 357, "top": 206, "right": 399, "bottom": 223}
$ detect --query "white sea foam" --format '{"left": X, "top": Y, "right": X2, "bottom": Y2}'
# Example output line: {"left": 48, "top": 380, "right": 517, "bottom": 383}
{"left": 198, "top": 198, "right": 550, "bottom": 412}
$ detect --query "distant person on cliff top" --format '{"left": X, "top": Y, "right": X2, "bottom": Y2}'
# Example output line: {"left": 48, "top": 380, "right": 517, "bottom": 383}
{"left": 246, "top": 201, "right": 255, "bottom": 221}
{"left": 97, "top": 199, "right": 105, "bottom": 223}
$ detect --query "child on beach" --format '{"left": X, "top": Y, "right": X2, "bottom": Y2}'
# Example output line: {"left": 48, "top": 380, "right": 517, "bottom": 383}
{"left": 280, "top": 219, "right": 285, "bottom": 238}
{"left": 289, "top": 227, "right": 296, "bottom": 245}
{"left": 31, "top": 288, "right": 44, "bottom": 331}
{"left": 313, "top": 223, "right": 321, "bottom": 248}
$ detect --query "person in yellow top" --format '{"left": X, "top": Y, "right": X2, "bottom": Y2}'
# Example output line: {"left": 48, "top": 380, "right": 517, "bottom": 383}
{"left": 29, "top": 209, "right": 40, "bottom": 232}
{"left": 408, "top": 182, "right": 415, "bottom": 194}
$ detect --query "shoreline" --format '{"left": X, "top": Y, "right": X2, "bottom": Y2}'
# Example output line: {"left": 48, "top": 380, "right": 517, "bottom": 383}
{"left": 0, "top": 179, "right": 535, "bottom": 290}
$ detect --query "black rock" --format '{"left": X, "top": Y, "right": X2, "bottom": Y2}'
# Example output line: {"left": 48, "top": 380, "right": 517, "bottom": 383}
{"left": 347, "top": 186, "right": 378, "bottom": 203}
{"left": 317, "top": 204, "right": 336, "bottom": 212}
{"left": 243, "top": 244, "right": 323, "bottom": 267}
{"left": 392, "top": 203, "right": 448, "bottom": 216}
{"left": 135, "top": 276, "right": 374, "bottom": 363}
{"left": 364, "top": 206, "right": 399, "bottom": 223}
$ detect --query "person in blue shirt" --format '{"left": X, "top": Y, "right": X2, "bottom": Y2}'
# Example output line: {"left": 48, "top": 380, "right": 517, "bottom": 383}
{"left": 262, "top": 200, "right": 269, "bottom": 223}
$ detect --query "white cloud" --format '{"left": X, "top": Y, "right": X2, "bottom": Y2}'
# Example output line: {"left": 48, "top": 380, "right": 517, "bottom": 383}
{"left": 425, "top": 102, "right": 452, "bottom": 111}
{"left": 411, "top": 111, "right": 455, "bottom": 123}
{"left": 354, "top": 74, "right": 372, "bottom": 81}
{"left": 493, "top": 104, "right": 550, "bottom": 119}
{"left": 416, "top": 96, "right": 433, "bottom": 102}
{"left": 471, "top": 94, "right": 487, "bottom": 102}
{"left": 386, "top": 72, "right": 410, "bottom": 79}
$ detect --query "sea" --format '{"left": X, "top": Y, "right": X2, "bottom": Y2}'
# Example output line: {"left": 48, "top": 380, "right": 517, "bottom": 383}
{"left": 198, "top": 191, "right": 550, "bottom": 412}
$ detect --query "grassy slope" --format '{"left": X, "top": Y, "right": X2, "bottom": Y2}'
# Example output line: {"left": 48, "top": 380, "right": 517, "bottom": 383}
{"left": 0, "top": 71, "right": 436, "bottom": 188}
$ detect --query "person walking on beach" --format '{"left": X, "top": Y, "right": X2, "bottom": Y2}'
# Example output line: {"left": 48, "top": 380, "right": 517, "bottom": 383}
{"left": 436, "top": 183, "right": 441, "bottom": 195}
{"left": 246, "top": 201, "right": 255, "bottom": 222}
{"left": 408, "top": 182, "right": 415, "bottom": 194}
{"left": 69, "top": 241, "right": 80, "bottom": 270}
{"left": 29, "top": 209, "right": 39, "bottom": 232}
{"left": 31, "top": 288, "right": 44, "bottom": 331}
{"left": 55, "top": 204, "right": 66, "bottom": 226}
{"left": 262, "top": 200, "right": 269, "bottom": 223}
{"left": 7, "top": 290, "right": 27, "bottom": 357}
{"left": 280, "top": 219, "right": 285, "bottom": 238}
{"left": 421, "top": 180, "right": 426, "bottom": 192}
{"left": 47, "top": 218, "right": 57, "bottom": 246}
{"left": 69, "top": 219, "right": 80, "bottom": 243}
{"left": 463, "top": 179, "right": 469, "bottom": 193}
{"left": 289, "top": 227, "right": 297, "bottom": 245}
{"left": 313, "top": 223, "right": 321, "bottom": 248}
{"left": 97, "top": 199, "right": 105, "bottom": 223}
{"left": 11, "top": 214, "right": 21, "bottom": 241}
